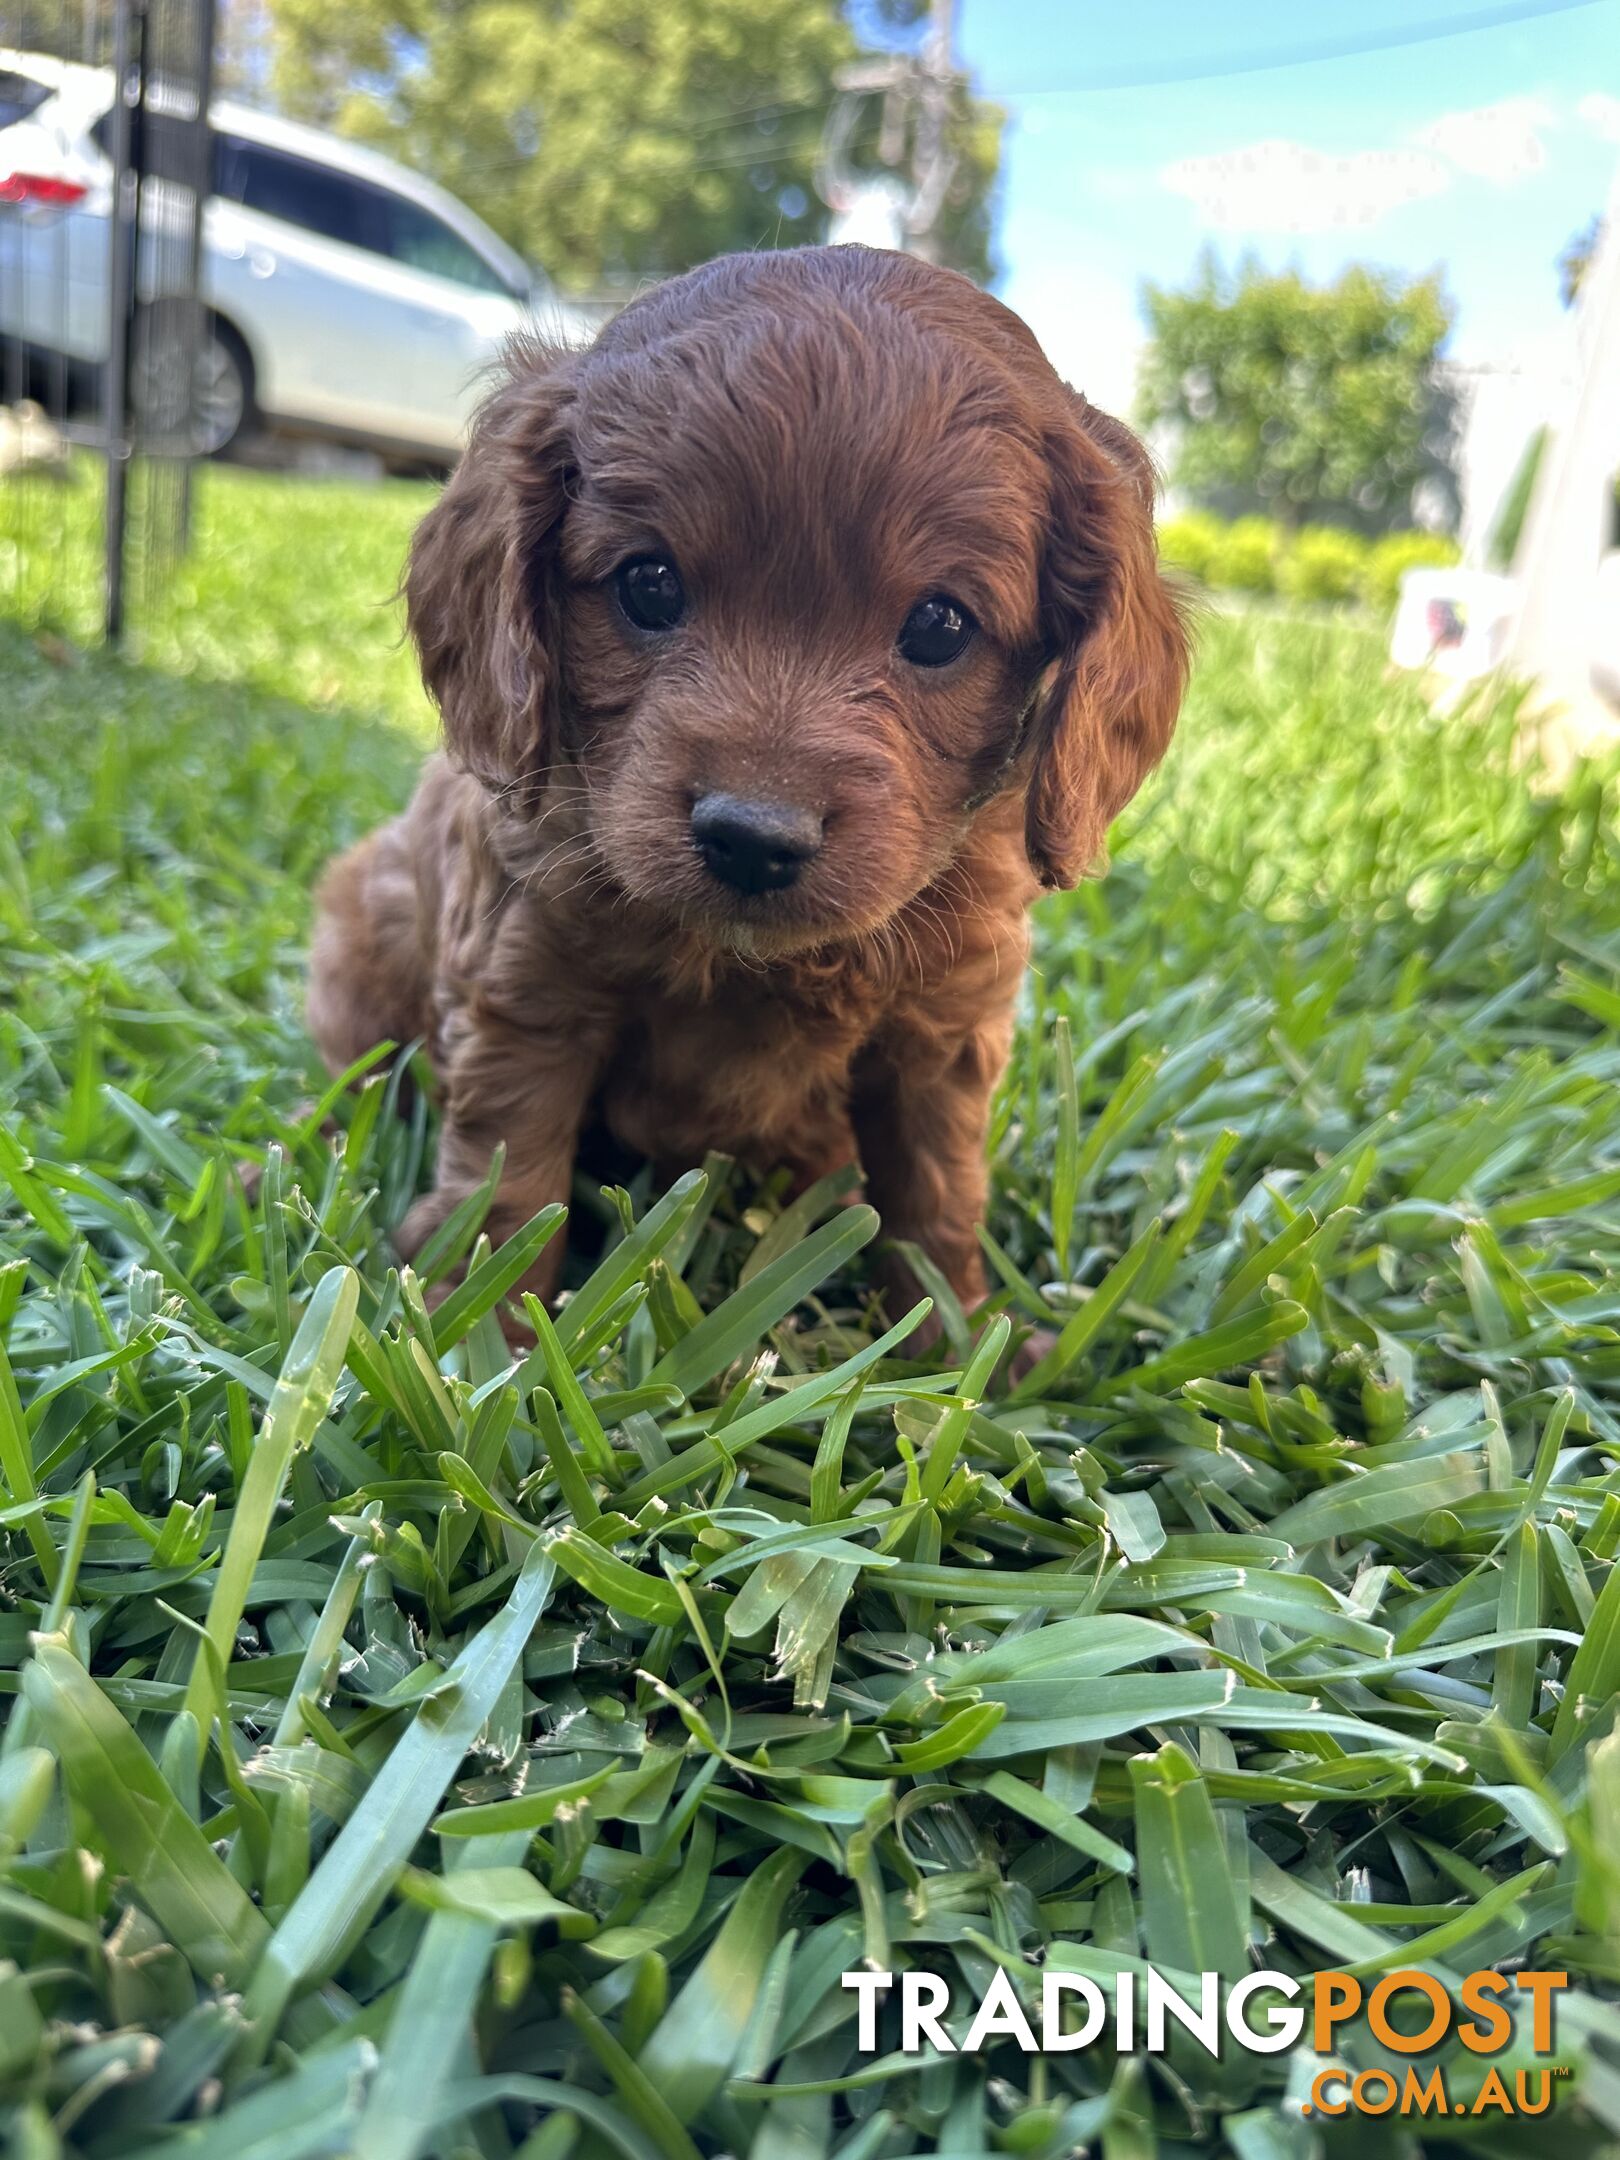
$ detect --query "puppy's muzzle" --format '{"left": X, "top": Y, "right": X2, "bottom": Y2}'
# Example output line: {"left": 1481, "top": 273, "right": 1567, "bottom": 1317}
{"left": 691, "top": 793, "right": 823, "bottom": 895}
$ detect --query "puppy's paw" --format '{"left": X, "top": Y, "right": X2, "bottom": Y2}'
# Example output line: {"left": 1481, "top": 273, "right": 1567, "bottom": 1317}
{"left": 395, "top": 1190, "right": 453, "bottom": 1263}
{"left": 236, "top": 1103, "right": 336, "bottom": 1202}
{"left": 394, "top": 1193, "right": 479, "bottom": 1311}
{"left": 899, "top": 1304, "right": 946, "bottom": 1362}
{"left": 1003, "top": 1325, "right": 1059, "bottom": 1391}
{"left": 398, "top": 1198, "right": 564, "bottom": 1348}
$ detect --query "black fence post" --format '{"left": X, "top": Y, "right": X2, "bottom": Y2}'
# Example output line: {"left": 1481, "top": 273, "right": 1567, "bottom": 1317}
{"left": 177, "top": 0, "right": 217, "bottom": 553}
{"left": 102, "top": 0, "right": 146, "bottom": 645}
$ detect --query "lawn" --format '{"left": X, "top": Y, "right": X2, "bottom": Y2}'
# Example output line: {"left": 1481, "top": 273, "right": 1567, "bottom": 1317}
{"left": 3, "top": 461, "right": 1620, "bottom": 2158}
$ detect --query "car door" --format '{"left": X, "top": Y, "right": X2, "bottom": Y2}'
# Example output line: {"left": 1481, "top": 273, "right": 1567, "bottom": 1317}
{"left": 205, "top": 135, "right": 433, "bottom": 445}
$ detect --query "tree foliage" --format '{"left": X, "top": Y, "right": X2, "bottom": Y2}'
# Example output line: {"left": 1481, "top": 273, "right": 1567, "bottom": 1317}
{"left": 1137, "top": 256, "right": 1457, "bottom": 532}
{"left": 263, "top": 0, "right": 1002, "bottom": 290}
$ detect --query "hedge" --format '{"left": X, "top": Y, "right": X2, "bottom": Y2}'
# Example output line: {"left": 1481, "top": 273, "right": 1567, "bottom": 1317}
{"left": 1158, "top": 510, "right": 1460, "bottom": 612}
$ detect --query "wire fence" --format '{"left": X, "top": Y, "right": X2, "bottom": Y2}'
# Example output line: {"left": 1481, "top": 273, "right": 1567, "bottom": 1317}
{"left": 1, "top": 0, "right": 214, "bottom": 643}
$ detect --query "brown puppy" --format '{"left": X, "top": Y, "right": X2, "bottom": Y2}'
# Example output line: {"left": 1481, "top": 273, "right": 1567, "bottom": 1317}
{"left": 308, "top": 245, "right": 1188, "bottom": 1339}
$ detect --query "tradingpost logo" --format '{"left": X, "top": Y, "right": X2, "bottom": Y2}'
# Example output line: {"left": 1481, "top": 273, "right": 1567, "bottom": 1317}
{"left": 842, "top": 1965, "right": 1571, "bottom": 2118}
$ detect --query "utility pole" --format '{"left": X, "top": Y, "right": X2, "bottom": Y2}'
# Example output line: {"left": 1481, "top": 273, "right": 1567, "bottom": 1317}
{"left": 908, "top": 0, "right": 958, "bottom": 264}
{"left": 816, "top": 0, "right": 962, "bottom": 260}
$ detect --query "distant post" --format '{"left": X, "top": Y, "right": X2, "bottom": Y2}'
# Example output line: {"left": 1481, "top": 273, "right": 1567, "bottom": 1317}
{"left": 1505, "top": 160, "right": 1620, "bottom": 755}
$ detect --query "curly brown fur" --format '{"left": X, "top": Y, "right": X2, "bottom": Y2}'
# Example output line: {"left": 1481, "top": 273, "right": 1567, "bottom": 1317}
{"left": 308, "top": 245, "right": 1189, "bottom": 1340}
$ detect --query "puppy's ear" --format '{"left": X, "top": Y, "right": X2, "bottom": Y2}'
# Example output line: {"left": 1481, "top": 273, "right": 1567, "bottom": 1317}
{"left": 406, "top": 343, "right": 577, "bottom": 795}
{"left": 1024, "top": 393, "right": 1190, "bottom": 889}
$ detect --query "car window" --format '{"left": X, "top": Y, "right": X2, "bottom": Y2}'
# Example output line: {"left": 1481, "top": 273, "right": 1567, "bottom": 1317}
{"left": 0, "top": 70, "right": 51, "bottom": 131}
{"left": 212, "top": 131, "right": 262, "bottom": 198}
{"left": 230, "top": 140, "right": 378, "bottom": 252}
{"left": 212, "top": 133, "right": 516, "bottom": 297}
{"left": 373, "top": 191, "right": 515, "bottom": 295}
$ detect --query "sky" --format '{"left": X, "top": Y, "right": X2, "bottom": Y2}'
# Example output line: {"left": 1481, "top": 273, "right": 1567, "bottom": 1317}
{"left": 938, "top": 0, "right": 1620, "bottom": 416}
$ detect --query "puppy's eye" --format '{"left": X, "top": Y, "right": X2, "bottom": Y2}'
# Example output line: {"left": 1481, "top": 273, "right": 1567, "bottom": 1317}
{"left": 616, "top": 557, "right": 686, "bottom": 632}
{"left": 897, "top": 593, "right": 976, "bottom": 668}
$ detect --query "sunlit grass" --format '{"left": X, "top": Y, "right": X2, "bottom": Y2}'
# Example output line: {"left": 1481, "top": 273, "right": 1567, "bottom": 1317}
{"left": 1, "top": 457, "right": 433, "bottom": 732}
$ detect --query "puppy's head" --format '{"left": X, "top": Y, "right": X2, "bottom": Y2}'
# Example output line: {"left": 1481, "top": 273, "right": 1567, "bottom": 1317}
{"left": 408, "top": 247, "right": 1188, "bottom": 950}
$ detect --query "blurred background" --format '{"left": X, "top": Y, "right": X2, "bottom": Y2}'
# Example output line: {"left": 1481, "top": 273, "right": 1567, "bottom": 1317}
{"left": 0, "top": 0, "right": 1616, "bottom": 717}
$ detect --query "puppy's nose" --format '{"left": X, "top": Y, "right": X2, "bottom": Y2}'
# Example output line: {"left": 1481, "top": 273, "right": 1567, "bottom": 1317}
{"left": 691, "top": 794, "right": 823, "bottom": 895}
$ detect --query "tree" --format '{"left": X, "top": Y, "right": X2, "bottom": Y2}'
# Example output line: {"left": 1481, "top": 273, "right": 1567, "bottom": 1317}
{"left": 1136, "top": 256, "right": 1457, "bottom": 532}
{"left": 263, "top": 0, "right": 1002, "bottom": 291}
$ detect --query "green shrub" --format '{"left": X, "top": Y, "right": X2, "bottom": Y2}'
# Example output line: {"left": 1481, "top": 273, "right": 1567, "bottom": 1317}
{"left": 1275, "top": 523, "right": 1369, "bottom": 603}
{"left": 1361, "top": 528, "right": 1462, "bottom": 612}
{"left": 1205, "top": 514, "right": 1280, "bottom": 593}
{"left": 1156, "top": 509, "right": 1225, "bottom": 583}
{"left": 1157, "top": 508, "right": 1461, "bottom": 612}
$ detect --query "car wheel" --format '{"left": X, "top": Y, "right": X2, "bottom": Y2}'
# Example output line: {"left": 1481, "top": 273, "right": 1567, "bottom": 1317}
{"left": 130, "top": 310, "right": 251, "bottom": 458}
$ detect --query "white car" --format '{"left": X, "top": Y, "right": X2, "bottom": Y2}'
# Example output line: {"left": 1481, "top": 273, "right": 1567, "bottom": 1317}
{"left": 0, "top": 48, "right": 590, "bottom": 464}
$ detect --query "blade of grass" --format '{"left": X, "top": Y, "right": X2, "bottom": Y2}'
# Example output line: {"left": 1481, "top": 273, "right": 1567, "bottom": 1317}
{"left": 242, "top": 1542, "right": 557, "bottom": 2037}
{"left": 182, "top": 1266, "right": 359, "bottom": 1725}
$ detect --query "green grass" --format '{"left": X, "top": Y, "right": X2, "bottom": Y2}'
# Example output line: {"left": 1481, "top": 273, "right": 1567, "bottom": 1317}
{"left": 4, "top": 461, "right": 1620, "bottom": 2157}
{"left": 0, "top": 458, "right": 432, "bottom": 729}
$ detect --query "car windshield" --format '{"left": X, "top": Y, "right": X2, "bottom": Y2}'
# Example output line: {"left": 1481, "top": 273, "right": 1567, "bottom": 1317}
{"left": 375, "top": 191, "right": 517, "bottom": 296}
{"left": 454, "top": 219, "right": 535, "bottom": 303}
